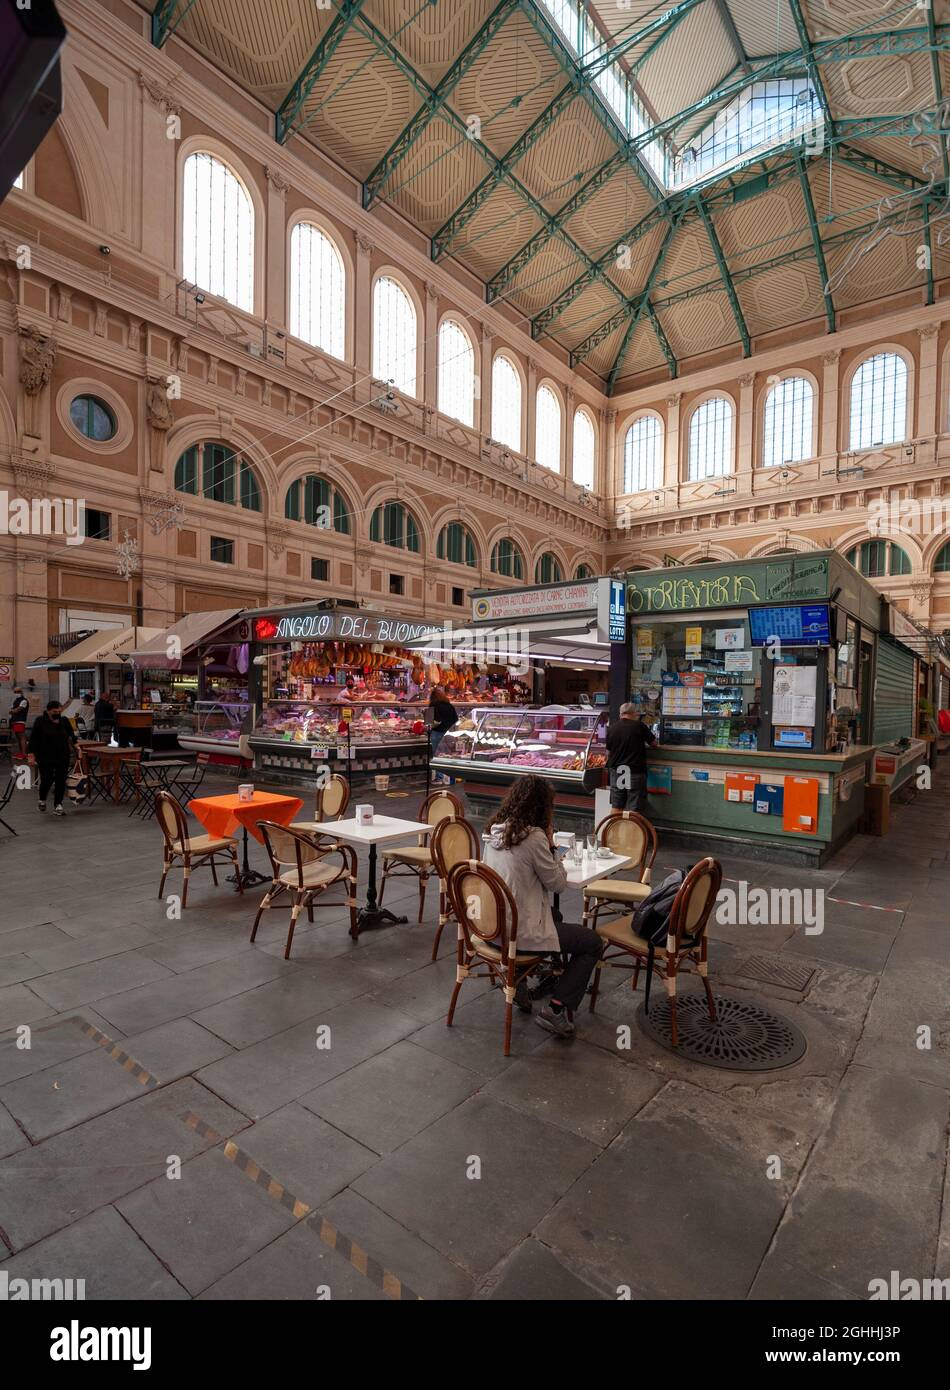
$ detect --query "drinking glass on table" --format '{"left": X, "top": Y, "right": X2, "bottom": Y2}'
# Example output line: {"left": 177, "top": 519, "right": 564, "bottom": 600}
{"left": 586, "top": 832, "right": 598, "bottom": 857}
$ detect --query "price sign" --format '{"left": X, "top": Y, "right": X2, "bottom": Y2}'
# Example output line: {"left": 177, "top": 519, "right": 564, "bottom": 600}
{"left": 310, "top": 746, "right": 329, "bottom": 759}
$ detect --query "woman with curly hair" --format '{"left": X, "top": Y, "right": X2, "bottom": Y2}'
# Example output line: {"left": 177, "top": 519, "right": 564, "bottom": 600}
{"left": 484, "top": 774, "right": 603, "bottom": 1039}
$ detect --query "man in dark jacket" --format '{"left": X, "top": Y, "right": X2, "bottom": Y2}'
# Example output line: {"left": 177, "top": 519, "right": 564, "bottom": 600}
{"left": 606, "top": 701, "right": 656, "bottom": 814}
{"left": 28, "top": 701, "right": 77, "bottom": 816}
{"left": 428, "top": 685, "right": 458, "bottom": 785}
{"left": 93, "top": 692, "right": 115, "bottom": 741}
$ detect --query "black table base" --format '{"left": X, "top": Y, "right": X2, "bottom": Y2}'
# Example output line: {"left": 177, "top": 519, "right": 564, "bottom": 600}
{"left": 353, "top": 841, "right": 407, "bottom": 936}
{"left": 227, "top": 825, "right": 269, "bottom": 892}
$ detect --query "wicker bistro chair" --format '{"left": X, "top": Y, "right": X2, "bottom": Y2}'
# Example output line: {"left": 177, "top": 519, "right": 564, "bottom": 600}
{"left": 428, "top": 816, "right": 481, "bottom": 962}
{"left": 581, "top": 811, "right": 659, "bottom": 933}
{"left": 155, "top": 790, "right": 240, "bottom": 908}
{"left": 445, "top": 860, "right": 547, "bottom": 1057}
{"left": 251, "top": 822, "right": 358, "bottom": 958}
{"left": 378, "top": 788, "right": 464, "bottom": 924}
{"left": 589, "top": 857, "right": 723, "bottom": 1048}
{"left": 290, "top": 773, "right": 350, "bottom": 837}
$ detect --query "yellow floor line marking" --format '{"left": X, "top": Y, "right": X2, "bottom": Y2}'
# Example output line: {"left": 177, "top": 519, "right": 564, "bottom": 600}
{"left": 75, "top": 1019, "right": 159, "bottom": 1089}
{"left": 180, "top": 1111, "right": 422, "bottom": 1300}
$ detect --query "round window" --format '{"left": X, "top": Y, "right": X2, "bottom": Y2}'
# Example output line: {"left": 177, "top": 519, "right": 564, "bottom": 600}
{"left": 70, "top": 394, "right": 117, "bottom": 442}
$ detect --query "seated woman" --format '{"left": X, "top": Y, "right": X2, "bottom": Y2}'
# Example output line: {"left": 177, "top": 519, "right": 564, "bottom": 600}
{"left": 484, "top": 774, "right": 603, "bottom": 1039}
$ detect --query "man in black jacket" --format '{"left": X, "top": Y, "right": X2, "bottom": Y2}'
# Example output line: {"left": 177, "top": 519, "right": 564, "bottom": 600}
{"left": 28, "top": 701, "right": 77, "bottom": 816}
{"left": 606, "top": 701, "right": 656, "bottom": 815}
{"left": 428, "top": 685, "right": 458, "bottom": 785}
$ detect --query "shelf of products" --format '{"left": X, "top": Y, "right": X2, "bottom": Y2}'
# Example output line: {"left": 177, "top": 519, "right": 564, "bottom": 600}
{"left": 433, "top": 708, "right": 608, "bottom": 790}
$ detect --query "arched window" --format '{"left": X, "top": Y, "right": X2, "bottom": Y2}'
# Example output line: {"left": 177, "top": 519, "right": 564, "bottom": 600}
{"left": 763, "top": 376, "right": 814, "bottom": 468}
{"left": 174, "top": 443, "right": 262, "bottom": 512}
{"left": 182, "top": 152, "right": 254, "bottom": 312}
{"left": 535, "top": 552, "right": 563, "bottom": 584}
{"left": 491, "top": 354, "right": 522, "bottom": 451}
{"left": 575, "top": 563, "right": 594, "bottom": 579}
{"left": 372, "top": 276, "right": 417, "bottom": 396}
{"left": 688, "top": 397, "right": 733, "bottom": 480}
{"left": 437, "top": 319, "right": 475, "bottom": 426}
{"left": 846, "top": 540, "right": 912, "bottom": 577}
{"left": 535, "top": 384, "right": 562, "bottom": 471}
{"left": 935, "top": 542, "right": 950, "bottom": 572}
{"left": 572, "top": 409, "right": 595, "bottom": 488}
{"left": 289, "top": 222, "right": 345, "bottom": 359}
{"left": 491, "top": 537, "right": 524, "bottom": 579}
{"left": 369, "top": 501, "right": 420, "bottom": 552}
{"left": 436, "top": 522, "right": 477, "bottom": 567}
{"left": 623, "top": 415, "right": 663, "bottom": 492}
{"left": 284, "top": 475, "right": 350, "bottom": 533}
{"left": 849, "top": 352, "right": 908, "bottom": 450}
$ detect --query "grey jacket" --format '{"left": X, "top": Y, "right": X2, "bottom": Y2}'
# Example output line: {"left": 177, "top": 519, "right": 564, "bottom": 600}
{"left": 484, "top": 823, "right": 567, "bottom": 953}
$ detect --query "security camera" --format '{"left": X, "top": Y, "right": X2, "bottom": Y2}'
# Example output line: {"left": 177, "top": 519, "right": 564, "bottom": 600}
{"left": 99, "top": 245, "right": 111, "bottom": 256}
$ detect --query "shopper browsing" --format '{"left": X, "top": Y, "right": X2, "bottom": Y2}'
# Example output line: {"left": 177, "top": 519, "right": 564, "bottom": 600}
{"left": 28, "top": 700, "right": 78, "bottom": 816}
{"left": 484, "top": 774, "right": 603, "bottom": 1039}
{"left": 606, "top": 701, "right": 656, "bottom": 814}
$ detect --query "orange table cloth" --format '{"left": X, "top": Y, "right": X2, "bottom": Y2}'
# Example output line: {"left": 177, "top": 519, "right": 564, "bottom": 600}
{"left": 189, "top": 791, "right": 303, "bottom": 844}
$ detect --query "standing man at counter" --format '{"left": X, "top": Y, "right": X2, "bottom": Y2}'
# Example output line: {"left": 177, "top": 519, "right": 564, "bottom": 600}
{"left": 606, "top": 701, "right": 655, "bottom": 815}
{"left": 429, "top": 685, "right": 458, "bottom": 784}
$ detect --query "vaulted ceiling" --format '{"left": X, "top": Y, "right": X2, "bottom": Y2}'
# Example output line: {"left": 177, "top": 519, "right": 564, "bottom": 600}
{"left": 145, "top": 0, "right": 950, "bottom": 390}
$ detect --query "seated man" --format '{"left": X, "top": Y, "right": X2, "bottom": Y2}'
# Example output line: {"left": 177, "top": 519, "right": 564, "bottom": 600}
{"left": 484, "top": 774, "right": 602, "bottom": 1039}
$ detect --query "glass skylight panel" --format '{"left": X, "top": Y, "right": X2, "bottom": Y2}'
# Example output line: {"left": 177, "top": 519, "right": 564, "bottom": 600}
{"left": 672, "top": 80, "right": 820, "bottom": 189}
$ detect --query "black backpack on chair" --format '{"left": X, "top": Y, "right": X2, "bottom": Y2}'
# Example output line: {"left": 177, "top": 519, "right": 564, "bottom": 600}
{"left": 630, "top": 867, "right": 695, "bottom": 1012}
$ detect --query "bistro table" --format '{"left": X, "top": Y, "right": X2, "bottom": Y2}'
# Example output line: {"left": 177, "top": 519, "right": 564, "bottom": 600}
{"left": 76, "top": 742, "right": 142, "bottom": 804}
{"left": 319, "top": 813, "right": 431, "bottom": 937}
{"left": 189, "top": 790, "right": 303, "bottom": 892}
{"left": 553, "top": 849, "right": 636, "bottom": 923}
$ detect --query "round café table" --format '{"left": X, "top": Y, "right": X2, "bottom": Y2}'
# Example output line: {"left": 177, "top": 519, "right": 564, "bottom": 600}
{"left": 189, "top": 790, "right": 303, "bottom": 891}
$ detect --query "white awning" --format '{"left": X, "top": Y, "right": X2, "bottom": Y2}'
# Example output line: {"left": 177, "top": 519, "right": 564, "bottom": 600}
{"left": 128, "top": 609, "right": 244, "bottom": 670}
{"left": 41, "top": 626, "right": 163, "bottom": 670}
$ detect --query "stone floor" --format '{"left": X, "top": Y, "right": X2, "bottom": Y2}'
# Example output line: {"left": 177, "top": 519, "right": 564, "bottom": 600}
{"left": 1, "top": 767, "right": 949, "bottom": 1301}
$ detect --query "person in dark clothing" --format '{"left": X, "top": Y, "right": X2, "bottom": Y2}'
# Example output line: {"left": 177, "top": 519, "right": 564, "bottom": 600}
{"left": 93, "top": 693, "right": 115, "bottom": 741}
{"left": 9, "top": 687, "right": 30, "bottom": 757}
{"left": 606, "top": 701, "right": 656, "bottom": 814}
{"left": 28, "top": 701, "right": 77, "bottom": 816}
{"left": 428, "top": 685, "right": 458, "bottom": 783}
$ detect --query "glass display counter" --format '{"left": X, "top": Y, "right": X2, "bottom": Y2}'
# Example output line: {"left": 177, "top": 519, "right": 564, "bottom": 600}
{"left": 248, "top": 700, "right": 430, "bottom": 781}
{"left": 177, "top": 700, "right": 252, "bottom": 760}
{"left": 433, "top": 708, "right": 607, "bottom": 792}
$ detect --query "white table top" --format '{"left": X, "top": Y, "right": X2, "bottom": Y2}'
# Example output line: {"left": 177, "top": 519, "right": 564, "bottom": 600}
{"left": 325, "top": 813, "right": 431, "bottom": 845}
{"left": 562, "top": 851, "right": 635, "bottom": 889}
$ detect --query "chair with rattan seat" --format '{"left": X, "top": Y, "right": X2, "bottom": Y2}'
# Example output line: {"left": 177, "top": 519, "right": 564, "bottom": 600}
{"left": 428, "top": 816, "right": 480, "bottom": 961}
{"left": 445, "top": 860, "right": 546, "bottom": 1056}
{"left": 251, "top": 821, "right": 358, "bottom": 958}
{"left": 379, "top": 788, "right": 463, "bottom": 923}
{"left": 155, "top": 789, "right": 240, "bottom": 907}
{"left": 581, "top": 811, "right": 658, "bottom": 933}
{"left": 290, "top": 772, "right": 350, "bottom": 839}
{"left": 589, "top": 856, "right": 723, "bottom": 1047}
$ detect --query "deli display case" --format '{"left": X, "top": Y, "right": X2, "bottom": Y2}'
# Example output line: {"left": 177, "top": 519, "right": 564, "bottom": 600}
{"left": 177, "top": 699, "right": 253, "bottom": 764}
{"left": 249, "top": 699, "right": 430, "bottom": 781}
{"left": 433, "top": 707, "right": 608, "bottom": 792}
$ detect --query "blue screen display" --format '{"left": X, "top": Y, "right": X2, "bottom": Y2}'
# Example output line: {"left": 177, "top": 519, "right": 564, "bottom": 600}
{"left": 749, "top": 604, "right": 831, "bottom": 647}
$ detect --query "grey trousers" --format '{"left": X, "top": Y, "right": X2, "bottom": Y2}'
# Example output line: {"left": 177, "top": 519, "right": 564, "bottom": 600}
{"left": 608, "top": 770, "right": 648, "bottom": 815}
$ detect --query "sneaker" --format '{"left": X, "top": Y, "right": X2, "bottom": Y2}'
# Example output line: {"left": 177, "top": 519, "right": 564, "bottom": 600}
{"left": 53, "top": 804, "right": 65, "bottom": 816}
{"left": 535, "top": 1006, "right": 575, "bottom": 1039}
{"left": 37, "top": 800, "right": 46, "bottom": 813}
{"left": 514, "top": 980, "right": 533, "bottom": 1014}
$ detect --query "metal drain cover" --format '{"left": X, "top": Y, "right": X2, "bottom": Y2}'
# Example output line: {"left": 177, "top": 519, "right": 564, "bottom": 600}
{"left": 737, "top": 955, "right": 816, "bottom": 993}
{"left": 636, "top": 994, "right": 807, "bottom": 1071}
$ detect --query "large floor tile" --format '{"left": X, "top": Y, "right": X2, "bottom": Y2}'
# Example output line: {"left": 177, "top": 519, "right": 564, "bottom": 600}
{"left": 0, "top": 1205, "right": 189, "bottom": 1299}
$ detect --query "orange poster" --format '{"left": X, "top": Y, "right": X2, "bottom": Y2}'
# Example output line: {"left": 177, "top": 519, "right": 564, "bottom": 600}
{"left": 782, "top": 777, "right": 820, "bottom": 835}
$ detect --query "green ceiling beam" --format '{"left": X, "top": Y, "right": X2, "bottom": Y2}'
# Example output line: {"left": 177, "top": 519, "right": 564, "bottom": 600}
{"left": 927, "top": 7, "right": 950, "bottom": 186}
{"left": 796, "top": 155, "right": 835, "bottom": 333}
{"left": 350, "top": 10, "right": 633, "bottom": 321}
{"left": 431, "top": 0, "right": 698, "bottom": 259}
{"left": 696, "top": 199, "right": 750, "bottom": 355}
{"left": 646, "top": 302, "right": 677, "bottom": 380}
{"left": 363, "top": 0, "right": 519, "bottom": 209}
{"left": 835, "top": 144, "right": 928, "bottom": 192}
{"left": 573, "top": 212, "right": 684, "bottom": 368}
{"left": 786, "top": 0, "right": 833, "bottom": 130}
{"left": 275, "top": 0, "right": 368, "bottom": 144}
{"left": 151, "top": 0, "right": 199, "bottom": 47}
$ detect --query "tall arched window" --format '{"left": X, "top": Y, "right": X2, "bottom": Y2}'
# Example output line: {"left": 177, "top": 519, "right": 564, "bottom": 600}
{"left": 372, "top": 276, "right": 417, "bottom": 396}
{"left": 491, "top": 354, "right": 522, "bottom": 451}
{"left": 289, "top": 222, "right": 345, "bottom": 359}
{"left": 436, "top": 521, "right": 477, "bottom": 567}
{"left": 849, "top": 352, "right": 908, "bottom": 450}
{"left": 935, "top": 542, "right": 950, "bottom": 572}
{"left": 491, "top": 537, "right": 524, "bottom": 579}
{"left": 763, "top": 376, "right": 814, "bottom": 468}
{"left": 369, "top": 501, "right": 420, "bottom": 552}
{"left": 572, "top": 409, "right": 595, "bottom": 488}
{"left": 437, "top": 319, "right": 475, "bottom": 426}
{"left": 535, "top": 384, "right": 562, "bottom": 471}
{"left": 846, "top": 540, "right": 912, "bottom": 577}
{"left": 623, "top": 415, "right": 663, "bottom": 492}
{"left": 688, "top": 397, "right": 733, "bottom": 480}
{"left": 284, "top": 475, "right": 350, "bottom": 533}
{"left": 174, "top": 443, "right": 261, "bottom": 512}
{"left": 182, "top": 152, "right": 254, "bottom": 312}
{"left": 535, "top": 552, "right": 563, "bottom": 584}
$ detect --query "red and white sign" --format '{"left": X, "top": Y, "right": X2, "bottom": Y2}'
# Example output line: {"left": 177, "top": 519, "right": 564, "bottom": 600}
{"left": 472, "top": 581, "right": 598, "bottom": 623}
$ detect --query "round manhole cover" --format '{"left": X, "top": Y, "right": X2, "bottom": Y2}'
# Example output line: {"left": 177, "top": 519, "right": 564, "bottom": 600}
{"left": 636, "top": 994, "right": 807, "bottom": 1071}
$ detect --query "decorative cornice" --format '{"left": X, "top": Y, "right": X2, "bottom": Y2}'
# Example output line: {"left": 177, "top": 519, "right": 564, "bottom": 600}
{"left": 917, "top": 323, "right": 940, "bottom": 340}
{"left": 356, "top": 234, "right": 374, "bottom": 257}
{"left": 265, "top": 166, "right": 289, "bottom": 195}
{"left": 823, "top": 349, "right": 842, "bottom": 366}
{"left": 137, "top": 71, "right": 180, "bottom": 118}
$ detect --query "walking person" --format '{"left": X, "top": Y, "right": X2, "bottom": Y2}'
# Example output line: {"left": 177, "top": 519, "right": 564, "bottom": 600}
{"left": 28, "top": 700, "right": 78, "bottom": 816}
{"left": 428, "top": 684, "right": 457, "bottom": 784}
{"left": 9, "top": 686, "right": 30, "bottom": 759}
{"left": 606, "top": 701, "right": 656, "bottom": 815}
{"left": 484, "top": 774, "right": 603, "bottom": 1039}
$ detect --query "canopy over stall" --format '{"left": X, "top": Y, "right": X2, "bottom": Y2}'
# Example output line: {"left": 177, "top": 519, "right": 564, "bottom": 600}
{"left": 35, "top": 626, "right": 163, "bottom": 670}
{"left": 127, "top": 609, "right": 244, "bottom": 669}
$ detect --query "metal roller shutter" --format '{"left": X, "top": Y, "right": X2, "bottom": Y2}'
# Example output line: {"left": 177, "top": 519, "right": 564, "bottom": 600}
{"left": 872, "top": 638, "right": 916, "bottom": 744}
